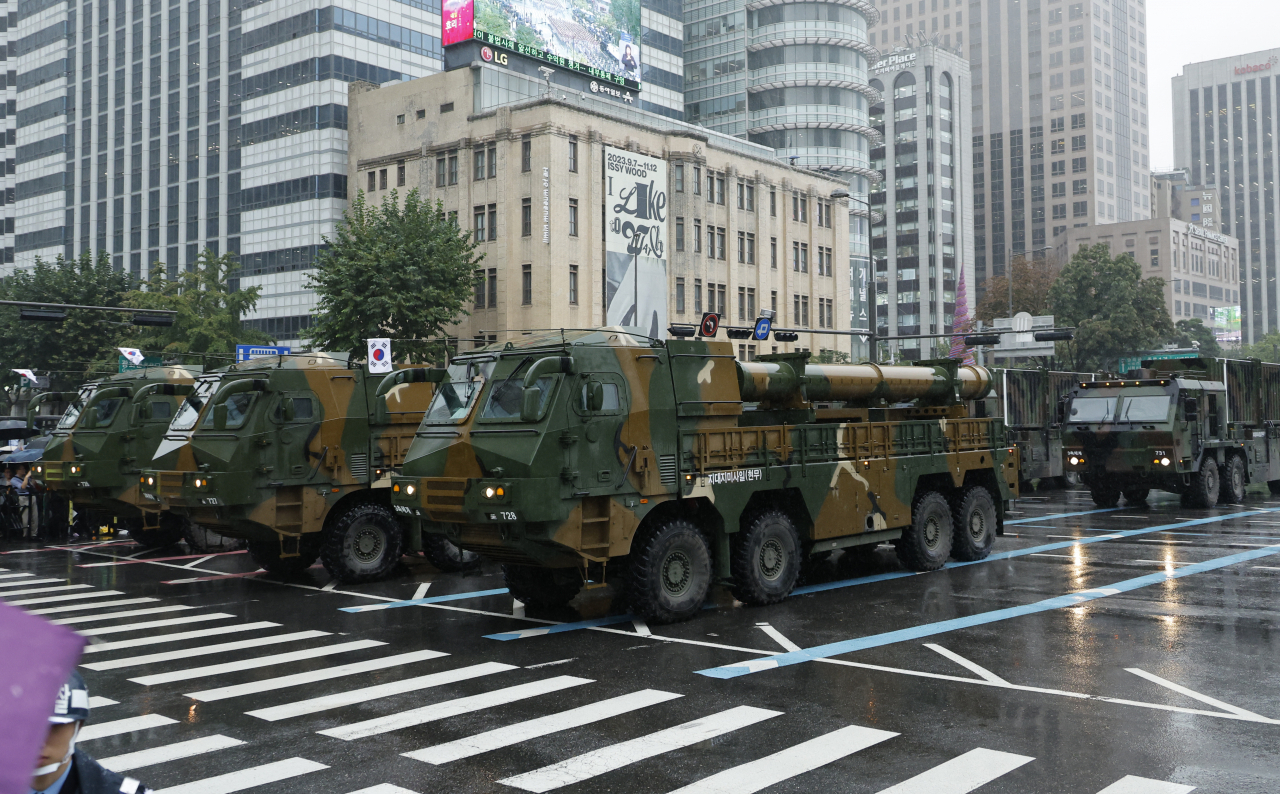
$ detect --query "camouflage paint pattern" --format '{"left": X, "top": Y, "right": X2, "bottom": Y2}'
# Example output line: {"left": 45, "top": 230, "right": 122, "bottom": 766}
{"left": 390, "top": 329, "right": 1019, "bottom": 577}
{"left": 992, "top": 369, "right": 1095, "bottom": 483}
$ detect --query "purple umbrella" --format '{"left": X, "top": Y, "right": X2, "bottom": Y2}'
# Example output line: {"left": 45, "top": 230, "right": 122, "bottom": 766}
{"left": 0, "top": 600, "right": 87, "bottom": 794}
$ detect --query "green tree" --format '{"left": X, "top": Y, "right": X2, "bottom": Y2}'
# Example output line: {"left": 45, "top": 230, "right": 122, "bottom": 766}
{"left": 1049, "top": 243, "right": 1174, "bottom": 372}
{"left": 974, "top": 255, "right": 1059, "bottom": 323}
{"left": 122, "top": 248, "right": 269, "bottom": 358}
{"left": 0, "top": 251, "right": 133, "bottom": 389}
{"left": 475, "top": 0, "right": 512, "bottom": 37}
{"left": 1167, "top": 318, "right": 1222, "bottom": 358}
{"left": 1238, "top": 331, "right": 1280, "bottom": 363}
{"left": 308, "top": 190, "right": 482, "bottom": 363}
{"left": 610, "top": 0, "right": 640, "bottom": 38}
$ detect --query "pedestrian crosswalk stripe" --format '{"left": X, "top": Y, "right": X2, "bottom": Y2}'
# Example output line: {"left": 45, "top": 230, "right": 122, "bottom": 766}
{"left": 0, "top": 577, "right": 65, "bottom": 588}
{"left": 88, "top": 697, "right": 118, "bottom": 708}
{"left": 319, "top": 676, "right": 594, "bottom": 741}
{"left": 485, "top": 614, "right": 636, "bottom": 641}
{"left": 83, "top": 622, "right": 281, "bottom": 654}
{"left": 0, "top": 571, "right": 33, "bottom": 579}
{"left": 1095, "top": 776, "right": 1196, "bottom": 794}
{"left": 79, "top": 714, "right": 178, "bottom": 741}
{"left": 667, "top": 723, "right": 898, "bottom": 794}
{"left": 247, "top": 661, "right": 517, "bottom": 722}
{"left": 78, "top": 613, "right": 236, "bottom": 636}
{"left": 52, "top": 605, "right": 195, "bottom": 625}
{"left": 1, "top": 584, "right": 94, "bottom": 598}
{"left": 405, "top": 689, "right": 684, "bottom": 765}
{"left": 96, "top": 735, "right": 246, "bottom": 771}
{"left": 129, "top": 639, "right": 387, "bottom": 686}
{"left": 343, "top": 787, "right": 419, "bottom": 794}
{"left": 82, "top": 630, "right": 333, "bottom": 671}
{"left": 153, "top": 757, "right": 328, "bottom": 794}
{"left": 498, "top": 705, "right": 783, "bottom": 793}
{"left": 9, "top": 590, "right": 124, "bottom": 607}
{"left": 873, "top": 748, "right": 1036, "bottom": 794}
{"left": 27, "top": 597, "right": 159, "bottom": 616}
{"left": 185, "top": 649, "right": 450, "bottom": 702}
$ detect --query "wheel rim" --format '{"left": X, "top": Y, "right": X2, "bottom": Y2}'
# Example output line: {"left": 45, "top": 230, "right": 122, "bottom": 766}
{"left": 968, "top": 509, "right": 987, "bottom": 543}
{"left": 661, "top": 549, "right": 692, "bottom": 597}
{"left": 922, "top": 514, "right": 942, "bottom": 549}
{"left": 758, "top": 538, "right": 785, "bottom": 581}
{"left": 352, "top": 524, "right": 384, "bottom": 564}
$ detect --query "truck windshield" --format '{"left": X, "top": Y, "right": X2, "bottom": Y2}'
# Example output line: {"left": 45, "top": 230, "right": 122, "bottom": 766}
{"left": 481, "top": 375, "right": 556, "bottom": 420}
{"left": 88, "top": 398, "right": 125, "bottom": 427}
{"left": 424, "top": 382, "right": 481, "bottom": 423}
{"left": 1068, "top": 395, "right": 1118, "bottom": 422}
{"left": 1119, "top": 395, "right": 1172, "bottom": 422}
{"left": 202, "top": 391, "right": 256, "bottom": 429}
{"left": 169, "top": 377, "right": 220, "bottom": 432}
{"left": 56, "top": 386, "right": 95, "bottom": 430}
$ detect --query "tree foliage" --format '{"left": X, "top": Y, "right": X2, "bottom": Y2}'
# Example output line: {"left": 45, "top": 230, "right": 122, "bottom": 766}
{"left": 1048, "top": 243, "right": 1174, "bottom": 373}
{"left": 308, "top": 190, "right": 482, "bottom": 363}
{"left": 974, "top": 255, "right": 1059, "bottom": 323}
{"left": 1237, "top": 332, "right": 1280, "bottom": 363}
{"left": 1167, "top": 318, "right": 1222, "bottom": 358}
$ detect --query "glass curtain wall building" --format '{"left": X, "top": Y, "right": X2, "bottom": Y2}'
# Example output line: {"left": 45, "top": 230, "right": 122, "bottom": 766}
{"left": 1173, "top": 48, "right": 1280, "bottom": 345}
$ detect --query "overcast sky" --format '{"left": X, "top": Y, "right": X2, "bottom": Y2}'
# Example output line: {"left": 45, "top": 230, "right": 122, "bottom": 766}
{"left": 1148, "top": 0, "right": 1278, "bottom": 170}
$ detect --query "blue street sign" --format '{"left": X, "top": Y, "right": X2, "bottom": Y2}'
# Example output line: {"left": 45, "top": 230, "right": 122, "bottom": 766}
{"left": 753, "top": 317, "right": 772, "bottom": 341}
{"left": 236, "top": 344, "right": 291, "bottom": 362}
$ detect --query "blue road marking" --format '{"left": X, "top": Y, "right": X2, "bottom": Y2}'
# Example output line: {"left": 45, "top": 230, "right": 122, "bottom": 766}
{"left": 1005, "top": 507, "right": 1125, "bottom": 525}
{"left": 485, "top": 613, "right": 637, "bottom": 640}
{"left": 339, "top": 587, "right": 510, "bottom": 613}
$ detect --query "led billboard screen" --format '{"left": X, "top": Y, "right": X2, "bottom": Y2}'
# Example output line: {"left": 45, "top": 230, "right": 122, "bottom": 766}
{"left": 442, "top": 0, "right": 641, "bottom": 90}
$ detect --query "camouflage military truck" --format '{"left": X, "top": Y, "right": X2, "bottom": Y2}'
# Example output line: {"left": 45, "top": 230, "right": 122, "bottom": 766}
{"left": 1062, "top": 357, "right": 1280, "bottom": 508}
{"left": 34, "top": 365, "right": 202, "bottom": 546}
{"left": 139, "top": 353, "right": 465, "bottom": 581}
{"left": 988, "top": 368, "right": 1095, "bottom": 488}
{"left": 390, "top": 329, "right": 1019, "bottom": 623}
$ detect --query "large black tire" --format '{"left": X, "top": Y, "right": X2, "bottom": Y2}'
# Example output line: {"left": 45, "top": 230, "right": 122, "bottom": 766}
{"left": 1122, "top": 488, "right": 1150, "bottom": 506}
{"left": 895, "top": 491, "right": 954, "bottom": 571}
{"left": 1054, "top": 472, "right": 1081, "bottom": 489}
{"left": 502, "top": 565, "right": 583, "bottom": 608}
{"left": 950, "top": 486, "right": 996, "bottom": 562}
{"left": 182, "top": 519, "right": 242, "bottom": 552}
{"left": 248, "top": 534, "right": 322, "bottom": 576}
{"left": 730, "top": 509, "right": 801, "bottom": 605}
{"left": 422, "top": 533, "right": 481, "bottom": 572}
{"left": 1188, "top": 458, "right": 1220, "bottom": 508}
{"left": 627, "top": 517, "right": 712, "bottom": 624}
{"left": 320, "top": 502, "right": 406, "bottom": 583}
{"left": 1090, "top": 486, "right": 1121, "bottom": 508}
{"left": 1219, "top": 455, "right": 1246, "bottom": 504}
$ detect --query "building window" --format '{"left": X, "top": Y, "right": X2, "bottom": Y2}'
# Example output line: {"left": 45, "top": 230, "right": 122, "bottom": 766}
{"left": 522, "top": 198, "right": 532, "bottom": 236}
{"left": 1052, "top": 182, "right": 1066, "bottom": 198}
{"left": 568, "top": 136, "right": 578, "bottom": 172}
{"left": 1071, "top": 135, "right": 1086, "bottom": 151}
{"left": 488, "top": 203, "right": 497, "bottom": 241}
{"left": 738, "top": 286, "right": 746, "bottom": 320}
{"left": 676, "top": 217, "right": 685, "bottom": 251}
{"left": 745, "top": 184, "right": 755, "bottom": 211}
{"left": 1053, "top": 204, "right": 1067, "bottom": 219}
{"left": 716, "top": 176, "right": 725, "bottom": 205}
{"left": 568, "top": 198, "right": 578, "bottom": 236}
{"left": 397, "top": 114, "right": 405, "bottom": 124}
{"left": 676, "top": 277, "right": 686, "bottom": 313}
{"left": 368, "top": 170, "right": 376, "bottom": 192}
{"left": 716, "top": 227, "right": 726, "bottom": 260}
{"left": 435, "top": 157, "right": 446, "bottom": 188}
{"left": 770, "top": 189, "right": 776, "bottom": 216}
{"left": 1072, "top": 157, "right": 1087, "bottom": 173}
{"left": 746, "top": 233, "right": 755, "bottom": 264}
{"left": 1073, "top": 200, "right": 1088, "bottom": 217}
{"left": 488, "top": 145, "right": 497, "bottom": 178}
{"left": 737, "top": 181, "right": 745, "bottom": 209}
{"left": 521, "top": 135, "right": 532, "bottom": 172}
{"left": 738, "top": 232, "right": 746, "bottom": 263}
{"left": 474, "top": 148, "right": 487, "bottom": 181}
{"left": 488, "top": 268, "right": 497, "bottom": 308}
{"left": 379, "top": 169, "right": 387, "bottom": 190}
{"left": 707, "top": 225, "right": 715, "bottom": 257}
{"left": 1073, "top": 179, "right": 1088, "bottom": 195}
{"left": 693, "top": 166, "right": 701, "bottom": 195}
{"left": 448, "top": 150, "right": 458, "bottom": 185}
{"left": 397, "top": 160, "right": 406, "bottom": 187}
{"left": 474, "top": 269, "right": 485, "bottom": 309}
{"left": 793, "top": 241, "right": 808, "bottom": 272}
{"left": 569, "top": 264, "right": 579, "bottom": 303}
{"left": 674, "top": 164, "right": 684, "bottom": 192}
{"left": 1150, "top": 250, "right": 1159, "bottom": 269}
{"left": 473, "top": 206, "right": 486, "bottom": 243}
{"left": 747, "top": 287, "right": 756, "bottom": 319}
{"left": 771, "top": 238, "right": 777, "bottom": 268}
{"left": 694, "top": 279, "right": 703, "bottom": 314}
{"left": 522, "top": 264, "right": 532, "bottom": 305}
{"left": 694, "top": 220, "right": 702, "bottom": 253}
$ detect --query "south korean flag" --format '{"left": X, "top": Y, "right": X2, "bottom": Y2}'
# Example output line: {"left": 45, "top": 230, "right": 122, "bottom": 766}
{"left": 367, "top": 338, "right": 392, "bottom": 374}
{"left": 119, "top": 347, "right": 146, "bottom": 365}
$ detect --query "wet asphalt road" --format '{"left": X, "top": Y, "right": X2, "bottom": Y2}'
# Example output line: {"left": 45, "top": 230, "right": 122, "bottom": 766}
{"left": 3, "top": 488, "right": 1279, "bottom": 794}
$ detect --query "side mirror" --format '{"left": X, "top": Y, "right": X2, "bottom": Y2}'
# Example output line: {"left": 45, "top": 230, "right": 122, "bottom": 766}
{"left": 586, "top": 381, "right": 605, "bottom": 412}
{"left": 214, "top": 402, "right": 229, "bottom": 430}
{"left": 1184, "top": 398, "right": 1198, "bottom": 419}
{"left": 520, "top": 387, "right": 543, "bottom": 422}
{"left": 134, "top": 402, "right": 150, "bottom": 423}
{"left": 281, "top": 397, "right": 296, "bottom": 422}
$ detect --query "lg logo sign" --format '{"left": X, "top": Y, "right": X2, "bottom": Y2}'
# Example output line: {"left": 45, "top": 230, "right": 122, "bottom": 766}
{"left": 480, "top": 46, "right": 508, "bottom": 65}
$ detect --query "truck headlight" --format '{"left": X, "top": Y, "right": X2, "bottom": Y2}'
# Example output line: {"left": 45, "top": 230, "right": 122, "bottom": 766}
{"left": 1161, "top": 457, "right": 1171, "bottom": 467}
{"left": 406, "top": 484, "right": 416, "bottom": 496}
{"left": 194, "top": 477, "right": 208, "bottom": 488}
{"left": 483, "top": 486, "right": 505, "bottom": 499}
{"left": 70, "top": 465, "right": 81, "bottom": 475}
{"left": 1068, "top": 455, "right": 1081, "bottom": 466}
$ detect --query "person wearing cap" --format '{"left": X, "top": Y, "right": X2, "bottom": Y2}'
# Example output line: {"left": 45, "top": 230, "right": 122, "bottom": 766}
{"left": 32, "top": 671, "right": 150, "bottom": 794}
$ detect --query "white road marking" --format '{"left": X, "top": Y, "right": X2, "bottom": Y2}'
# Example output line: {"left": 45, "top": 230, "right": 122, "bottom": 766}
{"left": 88, "top": 696, "right": 117, "bottom": 708}
{"left": 755, "top": 623, "right": 801, "bottom": 653}
{"left": 667, "top": 723, "right": 899, "bottom": 794}
{"left": 412, "top": 583, "right": 431, "bottom": 600}
{"left": 1094, "top": 776, "right": 1196, "bottom": 794}
{"left": 344, "top": 787, "right": 420, "bottom": 794}
{"left": 154, "top": 757, "right": 328, "bottom": 794}
{"left": 0, "top": 571, "right": 32, "bottom": 579}
{"left": 1136, "top": 539, "right": 1193, "bottom": 544}
{"left": 97, "top": 735, "right": 246, "bottom": 771}
{"left": 1125, "top": 668, "right": 1265, "bottom": 719}
{"left": 321, "top": 581, "right": 338, "bottom": 591}
{"left": 0, "top": 577, "right": 64, "bottom": 588}
{"left": 27, "top": 597, "right": 159, "bottom": 615}
{"left": 130, "top": 639, "right": 386, "bottom": 685}
{"left": 924, "top": 644, "right": 1008, "bottom": 685}
{"left": 1254, "top": 566, "right": 1280, "bottom": 571}
{"left": 0, "top": 584, "right": 94, "bottom": 598}
{"left": 1030, "top": 553, "right": 1080, "bottom": 559}
{"left": 52, "top": 605, "right": 194, "bottom": 625}
{"left": 247, "top": 661, "right": 515, "bottom": 721}
{"left": 498, "top": 705, "right": 782, "bottom": 793}
{"left": 319, "top": 676, "right": 594, "bottom": 741}
{"left": 632, "top": 620, "right": 651, "bottom": 636}
{"left": 9, "top": 590, "right": 124, "bottom": 606}
{"left": 78, "top": 613, "right": 236, "bottom": 636}
{"left": 182, "top": 556, "right": 215, "bottom": 568}
{"left": 82, "top": 630, "right": 332, "bottom": 671}
{"left": 405, "top": 689, "right": 683, "bottom": 765}
{"left": 874, "top": 748, "right": 1036, "bottom": 793}
{"left": 79, "top": 714, "right": 178, "bottom": 741}
{"left": 186, "top": 649, "right": 449, "bottom": 702}
{"left": 83, "top": 622, "right": 281, "bottom": 654}
{"left": 526, "top": 658, "right": 577, "bottom": 669}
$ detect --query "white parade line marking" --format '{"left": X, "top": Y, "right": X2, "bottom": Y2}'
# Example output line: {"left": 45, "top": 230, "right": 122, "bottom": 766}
{"left": 52, "top": 605, "right": 194, "bottom": 625}
{"left": 755, "top": 623, "right": 801, "bottom": 653}
{"left": 130, "top": 639, "right": 386, "bottom": 686}
{"left": 0, "top": 584, "right": 94, "bottom": 598}
{"left": 320, "top": 676, "right": 594, "bottom": 741}
{"left": 412, "top": 583, "right": 431, "bottom": 600}
{"left": 405, "top": 689, "right": 683, "bottom": 765}
{"left": 185, "top": 649, "right": 449, "bottom": 702}
{"left": 247, "top": 661, "right": 517, "bottom": 721}
{"left": 97, "top": 735, "right": 246, "bottom": 771}
{"left": 82, "top": 630, "right": 332, "bottom": 671}
{"left": 498, "top": 706, "right": 782, "bottom": 793}
{"left": 344, "top": 787, "right": 420, "bottom": 794}
{"left": 27, "top": 597, "right": 159, "bottom": 615}
{"left": 1094, "top": 776, "right": 1196, "bottom": 794}
{"left": 88, "top": 697, "right": 118, "bottom": 708}
{"left": 924, "top": 645, "right": 1009, "bottom": 685}
{"left": 78, "top": 613, "right": 236, "bottom": 636}
{"left": 79, "top": 714, "right": 178, "bottom": 741}
{"left": 0, "top": 577, "right": 64, "bottom": 588}
{"left": 154, "top": 757, "right": 328, "bottom": 794}
{"left": 182, "top": 556, "right": 216, "bottom": 569}
{"left": 9, "top": 590, "right": 124, "bottom": 606}
{"left": 83, "top": 622, "right": 281, "bottom": 654}
{"left": 667, "top": 724, "right": 899, "bottom": 794}
{"left": 1125, "top": 668, "right": 1265, "bottom": 719}
{"left": 874, "top": 748, "right": 1036, "bottom": 794}
{"left": 632, "top": 620, "right": 651, "bottom": 637}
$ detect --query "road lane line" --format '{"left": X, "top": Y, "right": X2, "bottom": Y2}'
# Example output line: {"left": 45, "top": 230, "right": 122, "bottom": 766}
{"left": 247, "top": 661, "right": 516, "bottom": 721}
{"left": 52, "top": 605, "right": 194, "bottom": 625}
{"left": 185, "top": 649, "right": 449, "bottom": 702}
{"left": 340, "top": 587, "right": 511, "bottom": 612}
{"left": 1005, "top": 507, "right": 1125, "bottom": 524}
{"left": 755, "top": 623, "right": 801, "bottom": 652}
{"left": 632, "top": 620, "right": 651, "bottom": 636}
{"left": 0, "top": 577, "right": 64, "bottom": 588}
{"left": 182, "top": 556, "right": 215, "bottom": 568}
{"left": 411, "top": 583, "right": 431, "bottom": 600}
{"left": 486, "top": 614, "right": 636, "bottom": 641}
{"left": 97, "top": 735, "right": 246, "bottom": 771}
{"left": 1125, "top": 668, "right": 1264, "bottom": 719}
{"left": 79, "top": 714, "right": 178, "bottom": 741}
{"left": 78, "top": 550, "right": 248, "bottom": 567}
{"left": 497, "top": 706, "right": 782, "bottom": 793}
{"left": 82, "top": 630, "right": 332, "bottom": 671}
{"left": 874, "top": 748, "right": 1036, "bottom": 793}
{"left": 9, "top": 590, "right": 124, "bottom": 606}
{"left": 0, "top": 584, "right": 94, "bottom": 598}
{"left": 88, "top": 697, "right": 117, "bottom": 708}
{"left": 28, "top": 597, "right": 159, "bottom": 615}
{"left": 1094, "top": 776, "right": 1195, "bottom": 794}
{"left": 405, "top": 689, "right": 683, "bottom": 765}
{"left": 129, "top": 639, "right": 386, "bottom": 685}
{"left": 319, "top": 676, "right": 593, "bottom": 741}
{"left": 83, "top": 622, "right": 280, "bottom": 653}
{"left": 924, "top": 645, "right": 1008, "bottom": 685}
{"left": 78, "top": 613, "right": 236, "bottom": 636}
{"left": 344, "top": 787, "right": 420, "bottom": 794}
{"left": 667, "top": 723, "right": 898, "bottom": 794}
{"left": 153, "top": 758, "right": 328, "bottom": 794}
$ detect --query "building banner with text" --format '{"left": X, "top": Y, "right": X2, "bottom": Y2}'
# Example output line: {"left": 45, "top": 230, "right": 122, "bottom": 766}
{"left": 604, "top": 146, "right": 667, "bottom": 338}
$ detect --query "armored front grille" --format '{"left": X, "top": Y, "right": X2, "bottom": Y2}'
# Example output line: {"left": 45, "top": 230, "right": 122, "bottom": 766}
{"left": 158, "top": 472, "right": 184, "bottom": 496}
{"left": 347, "top": 453, "right": 369, "bottom": 479}
{"left": 658, "top": 454, "right": 677, "bottom": 486}
{"left": 42, "top": 463, "right": 64, "bottom": 482}
{"left": 424, "top": 477, "right": 468, "bottom": 522}
{"left": 457, "top": 526, "right": 540, "bottom": 564}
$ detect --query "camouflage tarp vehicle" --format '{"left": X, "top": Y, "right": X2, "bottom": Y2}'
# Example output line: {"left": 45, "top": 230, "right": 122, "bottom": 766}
{"left": 34, "top": 365, "right": 202, "bottom": 546}
{"left": 139, "top": 353, "right": 464, "bottom": 581}
{"left": 390, "top": 329, "right": 1020, "bottom": 623}
{"left": 987, "top": 368, "right": 1096, "bottom": 488}
{"left": 1063, "top": 357, "right": 1280, "bottom": 508}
